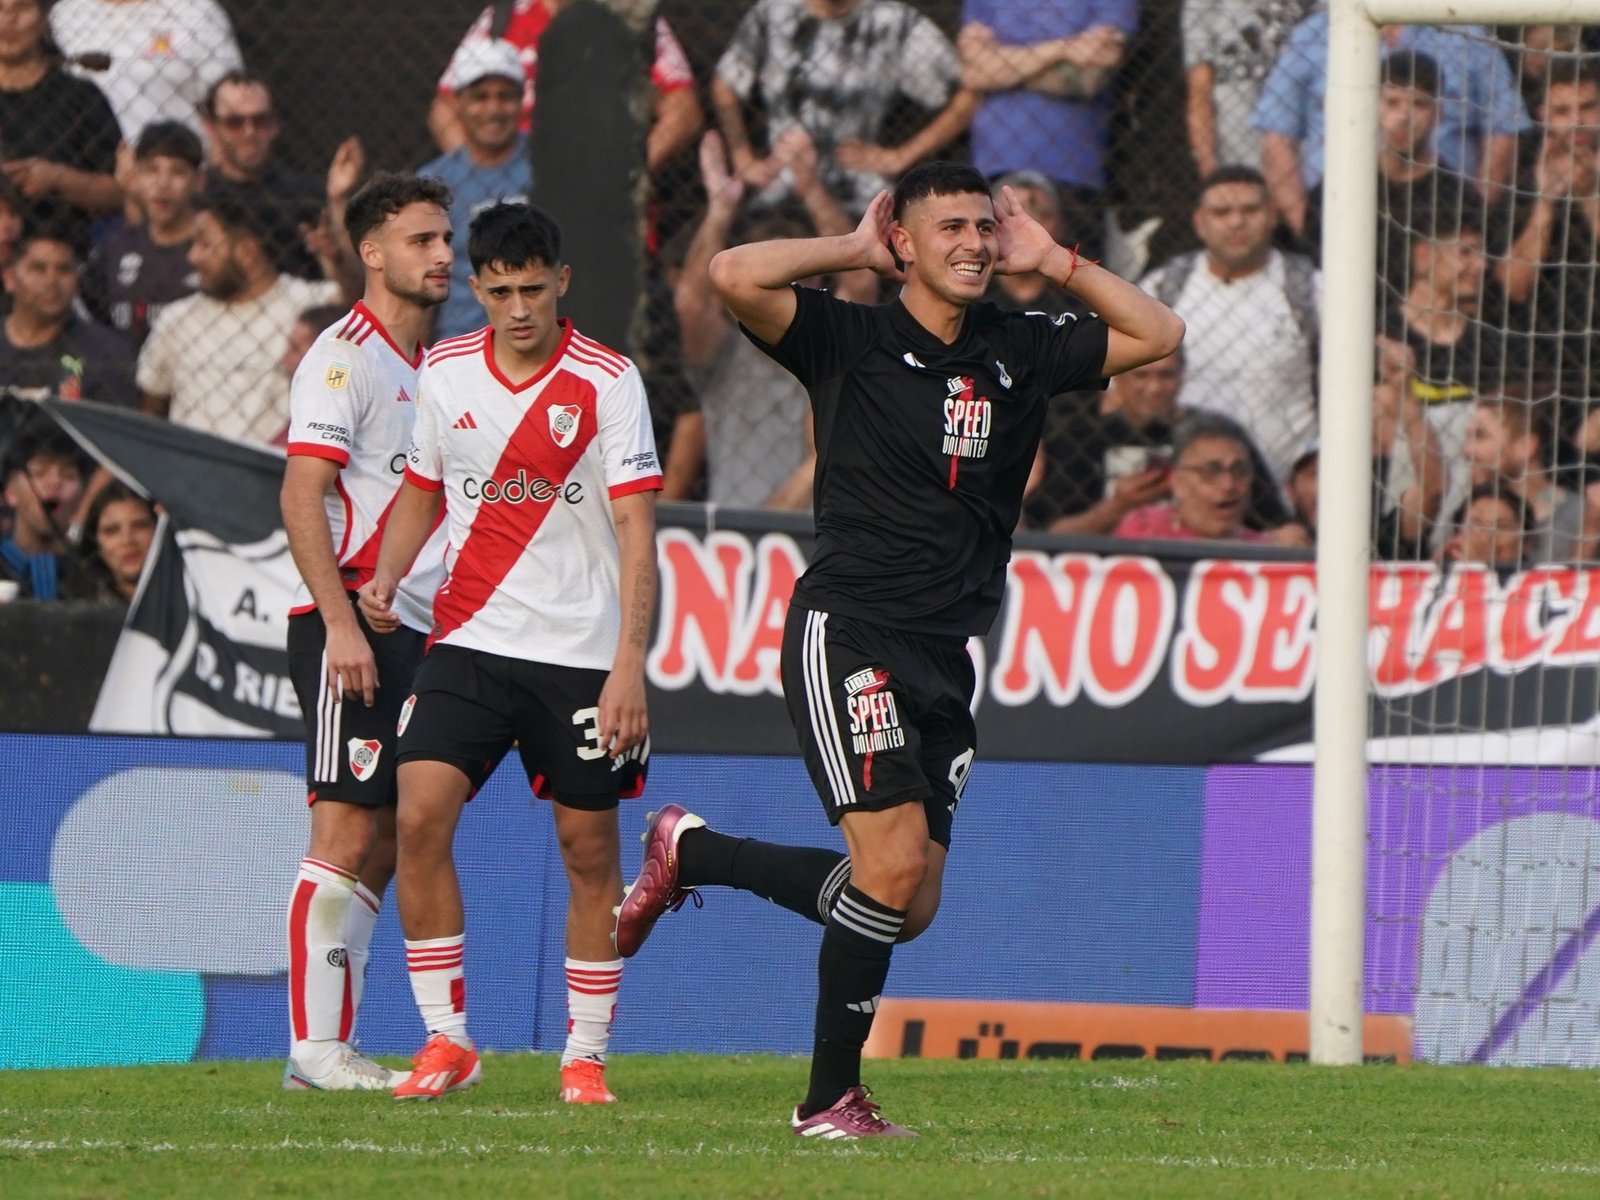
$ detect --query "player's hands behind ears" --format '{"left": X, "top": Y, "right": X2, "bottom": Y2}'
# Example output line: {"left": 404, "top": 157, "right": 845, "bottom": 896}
{"left": 848, "top": 190, "right": 905, "bottom": 284}
{"left": 993, "top": 184, "right": 1058, "bottom": 277}
{"left": 596, "top": 669, "right": 648, "bottom": 759}
{"left": 357, "top": 576, "right": 402, "bottom": 635}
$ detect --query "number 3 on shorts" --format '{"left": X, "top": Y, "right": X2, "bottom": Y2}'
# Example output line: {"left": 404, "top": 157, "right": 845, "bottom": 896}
{"left": 573, "top": 706, "right": 606, "bottom": 760}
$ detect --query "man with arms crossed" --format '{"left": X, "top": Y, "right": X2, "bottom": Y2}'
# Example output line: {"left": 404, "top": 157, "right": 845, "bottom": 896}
{"left": 280, "top": 173, "right": 453, "bottom": 1091}
{"left": 615, "top": 161, "right": 1183, "bottom": 1137}
{"left": 360, "top": 202, "right": 661, "bottom": 1104}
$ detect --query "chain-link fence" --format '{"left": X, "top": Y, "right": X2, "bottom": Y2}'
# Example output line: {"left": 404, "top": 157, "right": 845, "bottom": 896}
{"left": 4, "top": 1, "right": 1600, "bottom": 596}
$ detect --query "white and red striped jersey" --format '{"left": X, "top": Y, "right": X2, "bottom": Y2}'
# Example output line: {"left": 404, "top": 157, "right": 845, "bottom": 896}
{"left": 405, "top": 319, "right": 663, "bottom": 668}
{"left": 285, "top": 302, "right": 447, "bottom": 633}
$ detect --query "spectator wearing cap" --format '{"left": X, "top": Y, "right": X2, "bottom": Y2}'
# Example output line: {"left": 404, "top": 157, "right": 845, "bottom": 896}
{"left": 50, "top": 0, "right": 243, "bottom": 141}
{"left": 137, "top": 190, "right": 343, "bottom": 444}
{"left": 82, "top": 121, "right": 203, "bottom": 352}
{"left": 0, "top": 227, "right": 135, "bottom": 407}
{"left": 428, "top": 2, "right": 702, "bottom": 179}
{"left": 419, "top": 38, "right": 531, "bottom": 342}
{"left": 0, "top": 420, "right": 86, "bottom": 600}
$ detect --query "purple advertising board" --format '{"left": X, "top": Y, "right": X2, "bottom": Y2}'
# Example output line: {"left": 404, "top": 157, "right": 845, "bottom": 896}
{"left": 1198, "top": 764, "right": 1600, "bottom": 1065}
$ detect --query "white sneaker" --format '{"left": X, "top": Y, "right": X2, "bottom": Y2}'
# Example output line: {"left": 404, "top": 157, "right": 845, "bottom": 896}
{"left": 282, "top": 1044, "right": 402, "bottom": 1091}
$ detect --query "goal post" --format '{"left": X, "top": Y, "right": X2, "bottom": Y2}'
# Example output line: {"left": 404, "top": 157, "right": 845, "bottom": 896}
{"left": 1313, "top": 0, "right": 1600, "bottom": 1065}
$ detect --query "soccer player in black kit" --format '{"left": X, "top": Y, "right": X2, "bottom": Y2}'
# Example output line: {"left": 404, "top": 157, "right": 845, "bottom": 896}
{"left": 615, "top": 162, "right": 1184, "bottom": 1138}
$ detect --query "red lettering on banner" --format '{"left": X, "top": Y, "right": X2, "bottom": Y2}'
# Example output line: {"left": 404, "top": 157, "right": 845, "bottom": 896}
{"left": 726, "top": 536, "right": 804, "bottom": 693}
{"left": 1171, "top": 560, "right": 1314, "bottom": 704}
{"left": 1413, "top": 566, "right": 1492, "bottom": 687}
{"left": 648, "top": 530, "right": 751, "bottom": 689}
{"left": 1172, "top": 560, "right": 1255, "bottom": 705}
{"left": 1549, "top": 569, "right": 1600, "bottom": 663}
{"left": 1082, "top": 558, "right": 1174, "bottom": 707}
{"left": 1496, "top": 568, "right": 1578, "bottom": 670}
{"left": 990, "top": 551, "right": 1093, "bottom": 706}
{"left": 1240, "top": 564, "right": 1316, "bottom": 700}
{"left": 648, "top": 529, "right": 799, "bottom": 695}
{"left": 1368, "top": 565, "right": 1436, "bottom": 695}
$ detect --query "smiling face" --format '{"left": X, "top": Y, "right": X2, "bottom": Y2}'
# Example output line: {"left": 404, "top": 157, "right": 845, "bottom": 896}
{"left": 470, "top": 257, "right": 570, "bottom": 366}
{"left": 458, "top": 75, "right": 522, "bottom": 157}
{"left": 891, "top": 190, "right": 998, "bottom": 308}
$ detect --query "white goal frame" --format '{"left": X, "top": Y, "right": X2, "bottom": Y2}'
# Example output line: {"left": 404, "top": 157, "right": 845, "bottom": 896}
{"left": 1313, "top": 0, "right": 1600, "bottom": 1064}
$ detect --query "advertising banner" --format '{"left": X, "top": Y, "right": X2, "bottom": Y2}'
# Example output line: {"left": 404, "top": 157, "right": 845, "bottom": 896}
{"left": 43, "top": 401, "right": 1600, "bottom": 762}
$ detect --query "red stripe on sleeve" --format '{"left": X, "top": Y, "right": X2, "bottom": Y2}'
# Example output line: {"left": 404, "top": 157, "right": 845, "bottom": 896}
{"left": 287, "top": 441, "right": 350, "bottom": 465}
{"left": 609, "top": 474, "right": 663, "bottom": 499}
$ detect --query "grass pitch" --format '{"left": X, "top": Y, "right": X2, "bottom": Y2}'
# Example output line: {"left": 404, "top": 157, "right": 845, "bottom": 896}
{"left": 3, "top": 1053, "right": 1599, "bottom": 1198}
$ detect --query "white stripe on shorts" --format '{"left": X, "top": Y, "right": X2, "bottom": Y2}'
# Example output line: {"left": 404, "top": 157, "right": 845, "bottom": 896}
{"left": 803, "top": 609, "right": 857, "bottom": 809}
{"left": 313, "top": 650, "right": 343, "bottom": 784}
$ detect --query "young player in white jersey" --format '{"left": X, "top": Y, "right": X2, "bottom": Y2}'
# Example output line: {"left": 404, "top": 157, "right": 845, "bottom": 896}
{"left": 280, "top": 173, "right": 454, "bottom": 1091}
{"left": 358, "top": 202, "right": 663, "bottom": 1104}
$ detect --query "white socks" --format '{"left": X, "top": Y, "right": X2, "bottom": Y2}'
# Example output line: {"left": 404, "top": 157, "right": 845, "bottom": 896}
{"left": 562, "top": 958, "right": 622, "bottom": 1066}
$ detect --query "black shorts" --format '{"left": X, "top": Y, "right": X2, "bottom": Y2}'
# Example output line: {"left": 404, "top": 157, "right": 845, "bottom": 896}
{"left": 395, "top": 643, "right": 648, "bottom": 809}
{"left": 287, "top": 594, "right": 426, "bottom": 808}
{"left": 781, "top": 605, "right": 977, "bottom": 849}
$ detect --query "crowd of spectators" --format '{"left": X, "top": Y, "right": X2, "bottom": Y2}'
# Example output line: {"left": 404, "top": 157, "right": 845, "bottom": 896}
{"left": 4, "top": 0, "right": 1600, "bottom": 609}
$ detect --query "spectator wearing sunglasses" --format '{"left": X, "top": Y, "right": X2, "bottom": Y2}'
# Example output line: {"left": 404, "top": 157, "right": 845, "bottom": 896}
{"left": 200, "top": 70, "right": 348, "bottom": 281}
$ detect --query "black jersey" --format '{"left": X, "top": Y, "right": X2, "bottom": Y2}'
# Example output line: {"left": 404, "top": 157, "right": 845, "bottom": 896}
{"left": 745, "top": 284, "right": 1109, "bottom": 637}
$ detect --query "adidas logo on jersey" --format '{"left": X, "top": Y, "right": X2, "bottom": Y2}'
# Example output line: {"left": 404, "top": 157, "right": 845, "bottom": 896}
{"left": 452, "top": 413, "right": 478, "bottom": 430}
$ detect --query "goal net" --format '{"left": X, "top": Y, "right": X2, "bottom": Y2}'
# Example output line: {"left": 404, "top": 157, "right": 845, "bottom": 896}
{"left": 1312, "top": 1, "right": 1600, "bottom": 1065}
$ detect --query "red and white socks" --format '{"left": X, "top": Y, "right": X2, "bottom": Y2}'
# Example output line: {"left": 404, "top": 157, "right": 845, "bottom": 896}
{"left": 562, "top": 958, "right": 622, "bottom": 1066}
{"left": 287, "top": 857, "right": 360, "bottom": 1072}
{"left": 406, "top": 933, "right": 470, "bottom": 1045}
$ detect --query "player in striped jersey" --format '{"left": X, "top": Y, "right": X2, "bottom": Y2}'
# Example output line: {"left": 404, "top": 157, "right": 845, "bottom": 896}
{"left": 359, "top": 203, "right": 662, "bottom": 1103}
{"left": 279, "top": 173, "right": 453, "bottom": 1091}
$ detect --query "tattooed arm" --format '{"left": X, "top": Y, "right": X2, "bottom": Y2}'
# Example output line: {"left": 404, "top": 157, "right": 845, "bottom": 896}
{"left": 598, "top": 489, "right": 659, "bottom": 757}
